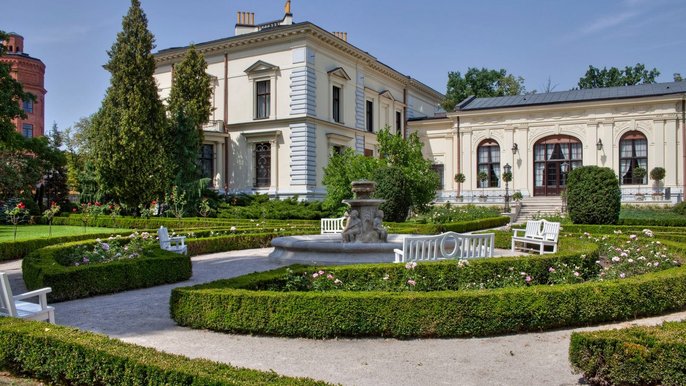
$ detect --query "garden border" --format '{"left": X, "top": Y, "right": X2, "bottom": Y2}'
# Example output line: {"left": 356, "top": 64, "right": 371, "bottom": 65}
{"left": 170, "top": 238, "right": 686, "bottom": 339}
{"left": 0, "top": 318, "right": 327, "bottom": 385}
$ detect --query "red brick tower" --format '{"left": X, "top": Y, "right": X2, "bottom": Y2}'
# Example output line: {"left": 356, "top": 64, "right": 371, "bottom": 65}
{"left": 1, "top": 33, "right": 46, "bottom": 138}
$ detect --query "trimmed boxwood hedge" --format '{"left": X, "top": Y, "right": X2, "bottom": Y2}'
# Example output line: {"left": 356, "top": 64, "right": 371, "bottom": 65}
{"left": 51, "top": 215, "right": 319, "bottom": 230}
{"left": 169, "top": 238, "right": 686, "bottom": 339}
{"left": 22, "top": 240, "right": 192, "bottom": 302}
{"left": 0, "top": 231, "right": 136, "bottom": 262}
{"left": 570, "top": 321, "right": 686, "bottom": 385}
{"left": 0, "top": 318, "right": 327, "bottom": 386}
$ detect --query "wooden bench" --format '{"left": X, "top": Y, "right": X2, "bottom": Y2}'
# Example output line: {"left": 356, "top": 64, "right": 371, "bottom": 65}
{"left": 394, "top": 232, "right": 494, "bottom": 263}
{"left": 0, "top": 272, "right": 55, "bottom": 324}
{"left": 511, "top": 220, "right": 560, "bottom": 254}
{"left": 157, "top": 226, "right": 187, "bottom": 255}
{"left": 320, "top": 217, "right": 346, "bottom": 234}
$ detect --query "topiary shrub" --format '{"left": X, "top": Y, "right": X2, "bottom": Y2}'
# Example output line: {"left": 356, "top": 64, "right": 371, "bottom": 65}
{"left": 566, "top": 166, "right": 621, "bottom": 224}
{"left": 374, "top": 167, "right": 412, "bottom": 222}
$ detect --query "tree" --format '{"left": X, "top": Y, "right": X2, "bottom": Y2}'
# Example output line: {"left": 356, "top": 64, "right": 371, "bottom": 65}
{"left": 675, "top": 73, "right": 683, "bottom": 82}
{"left": 321, "top": 127, "right": 439, "bottom": 221}
{"left": 167, "top": 45, "right": 213, "bottom": 184}
{"left": 0, "top": 30, "right": 34, "bottom": 143}
{"left": 91, "top": 0, "right": 172, "bottom": 208}
{"left": 442, "top": 67, "right": 526, "bottom": 111}
{"left": 577, "top": 64, "right": 660, "bottom": 89}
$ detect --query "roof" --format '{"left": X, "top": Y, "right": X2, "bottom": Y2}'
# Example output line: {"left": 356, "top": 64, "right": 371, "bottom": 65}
{"left": 154, "top": 21, "right": 443, "bottom": 100}
{"left": 457, "top": 81, "right": 686, "bottom": 111}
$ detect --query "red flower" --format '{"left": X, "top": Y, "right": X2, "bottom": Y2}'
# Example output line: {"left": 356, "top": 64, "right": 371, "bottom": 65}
{"left": 151, "top": 200, "right": 157, "bottom": 206}
{"left": 51, "top": 201, "right": 57, "bottom": 207}
{"left": 17, "top": 202, "right": 26, "bottom": 210}
{"left": 72, "top": 208, "right": 77, "bottom": 212}
{"left": 95, "top": 201, "right": 101, "bottom": 206}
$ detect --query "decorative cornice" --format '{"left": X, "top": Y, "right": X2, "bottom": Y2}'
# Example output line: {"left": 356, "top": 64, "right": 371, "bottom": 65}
{"left": 154, "top": 22, "right": 443, "bottom": 101}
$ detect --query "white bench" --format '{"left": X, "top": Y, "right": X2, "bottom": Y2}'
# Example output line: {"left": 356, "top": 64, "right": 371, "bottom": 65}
{"left": 511, "top": 220, "right": 560, "bottom": 254}
{"left": 394, "top": 232, "right": 494, "bottom": 263}
{"left": 0, "top": 272, "right": 55, "bottom": 324}
{"left": 157, "top": 226, "right": 187, "bottom": 255}
{"left": 320, "top": 217, "right": 346, "bottom": 234}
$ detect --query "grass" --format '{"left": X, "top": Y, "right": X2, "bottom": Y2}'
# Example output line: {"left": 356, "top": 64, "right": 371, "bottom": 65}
{"left": 0, "top": 225, "right": 132, "bottom": 242}
{"left": 620, "top": 206, "right": 686, "bottom": 221}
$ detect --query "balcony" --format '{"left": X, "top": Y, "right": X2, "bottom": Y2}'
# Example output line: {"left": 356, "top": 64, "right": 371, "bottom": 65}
{"left": 202, "top": 120, "right": 225, "bottom": 133}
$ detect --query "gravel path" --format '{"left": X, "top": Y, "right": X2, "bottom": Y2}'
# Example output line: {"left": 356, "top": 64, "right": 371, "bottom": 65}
{"left": 4, "top": 250, "right": 685, "bottom": 386}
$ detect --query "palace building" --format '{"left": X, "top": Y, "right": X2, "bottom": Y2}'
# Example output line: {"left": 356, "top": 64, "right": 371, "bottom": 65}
{"left": 1, "top": 33, "right": 46, "bottom": 138}
{"left": 153, "top": 6, "right": 443, "bottom": 199}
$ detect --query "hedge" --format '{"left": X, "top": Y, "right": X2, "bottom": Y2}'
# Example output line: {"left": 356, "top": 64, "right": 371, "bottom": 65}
{"left": 168, "top": 237, "right": 686, "bottom": 339}
{"left": 22, "top": 240, "right": 192, "bottom": 302}
{"left": 569, "top": 321, "right": 686, "bottom": 385}
{"left": 0, "top": 231, "right": 136, "bottom": 262}
{"left": 0, "top": 318, "right": 328, "bottom": 386}
{"left": 51, "top": 215, "right": 319, "bottom": 230}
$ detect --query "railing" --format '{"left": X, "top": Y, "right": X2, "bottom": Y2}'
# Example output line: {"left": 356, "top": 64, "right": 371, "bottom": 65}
{"left": 202, "top": 120, "right": 225, "bottom": 133}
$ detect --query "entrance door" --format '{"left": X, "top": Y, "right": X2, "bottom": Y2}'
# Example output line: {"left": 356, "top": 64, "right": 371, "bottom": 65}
{"left": 533, "top": 136, "right": 582, "bottom": 196}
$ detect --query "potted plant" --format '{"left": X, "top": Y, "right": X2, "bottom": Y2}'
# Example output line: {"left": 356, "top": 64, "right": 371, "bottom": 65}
{"left": 512, "top": 191, "right": 523, "bottom": 202}
{"left": 454, "top": 172, "right": 465, "bottom": 202}
{"left": 632, "top": 166, "right": 647, "bottom": 201}
{"left": 477, "top": 171, "right": 488, "bottom": 202}
{"left": 650, "top": 167, "right": 665, "bottom": 201}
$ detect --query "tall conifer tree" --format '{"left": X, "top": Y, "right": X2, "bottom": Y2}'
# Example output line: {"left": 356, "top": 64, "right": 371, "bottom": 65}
{"left": 91, "top": 0, "right": 170, "bottom": 207}
{"left": 167, "top": 45, "right": 212, "bottom": 184}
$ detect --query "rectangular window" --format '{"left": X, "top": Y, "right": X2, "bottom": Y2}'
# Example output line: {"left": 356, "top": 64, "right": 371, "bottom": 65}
{"left": 363, "top": 148, "right": 374, "bottom": 157}
{"left": 366, "top": 100, "right": 374, "bottom": 132}
{"left": 256, "top": 80, "right": 270, "bottom": 119}
{"left": 395, "top": 111, "right": 402, "bottom": 134}
{"left": 331, "top": 145, "right": 344, "bottom": 156}
{"left": 431, "top": 164, "right": 445, "bottom": 190}
{"left": 22, "top": 99, "right": 33, "bottom": 114}
{"left": 199, "top": 144, "right": 214, "bottom": 187}
{"left": 22, "top": 123, "right": 33, "bottom": 138}
{"left": 255, "top": 142, "right": 271, "bottom": 188}
{"left": 332, "top": 86, "right": 341, "bottom": 123}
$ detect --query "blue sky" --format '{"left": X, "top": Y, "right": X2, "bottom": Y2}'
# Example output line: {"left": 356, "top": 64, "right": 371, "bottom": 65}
{"left": 1, "top": 0, "right": 684, "bottom": 130}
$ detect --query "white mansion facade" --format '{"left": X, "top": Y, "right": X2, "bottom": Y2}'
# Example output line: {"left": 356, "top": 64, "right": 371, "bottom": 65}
{"left": 409, "top": 83, "right": 685, "bottom": 202}
{"left": 153, "top": 10, "right": 443, "bottom": 200}
{"left": 153, "top": 7, "right": 685, "bottom": 203}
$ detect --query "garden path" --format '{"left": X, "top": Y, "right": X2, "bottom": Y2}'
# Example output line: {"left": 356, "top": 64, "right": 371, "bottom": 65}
{"left": 2, "top": 250, "right": 686, "bottom": 386}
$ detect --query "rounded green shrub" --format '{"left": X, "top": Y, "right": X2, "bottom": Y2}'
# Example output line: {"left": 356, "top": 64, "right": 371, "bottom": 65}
{"left": 566, "top": 166, "right": 621, "bottom": 224}
{"left": 674, "top": 201, "right": 686, "bottom": 216}
{"left": 374, "top": 167, "right": 412, "bottom": 222}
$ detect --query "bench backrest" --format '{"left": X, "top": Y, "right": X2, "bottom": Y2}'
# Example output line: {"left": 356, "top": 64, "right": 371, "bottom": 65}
{"left": 541, "top": 220, "right": 560, "bottom": 242}
{"left": 0, "top": 273, "right": 17, "bottom": 317}
{"left": 157, "top": 226, "right": 171, "bottom": 249}
{"left": 401, "top": 232, "right": 494, "bottom": 261}
{"left": 524, "top": 220, "right": 543, "bottom": 238}
{"left": 320, "top": 217, "right": 346, "bottom": 234}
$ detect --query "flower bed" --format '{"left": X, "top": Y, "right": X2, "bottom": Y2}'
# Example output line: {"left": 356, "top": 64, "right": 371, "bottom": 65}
{"left": 0, "top": 231, "right": 137, "bottom": 262}
{"left": 171, "top": 235, "right": 686, "bottom": 338}
{"left": 570, "top": 321, "right": 686, "bottom": 385}
{"left": 0, "top": 318, "right": 327, "bottom": 385}
{"left": 22, "top": 235, "right": 191, "bottom": 302}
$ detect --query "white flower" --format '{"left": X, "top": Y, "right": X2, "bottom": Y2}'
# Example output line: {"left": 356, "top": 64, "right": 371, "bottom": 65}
{"left": 612, "top": 256, "right": 621, "bottom": 262}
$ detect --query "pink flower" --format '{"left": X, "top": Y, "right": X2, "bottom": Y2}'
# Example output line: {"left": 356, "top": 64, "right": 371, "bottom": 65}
{"left": 312, "top": 273, "right": 319, "bottom": 278}
{"left": 405, "top": 262, "right": 417, "bottom": 270}
{"left": 101, "top": 243, "right": 110, "bottom": 251}
{"left": 17, "top": 202, "right": 26, "bottom": 210}
{"left": 574, "top": 271, "right": 580, "bottom": 277}
{"left": 619, "top": 273, "right": 626, "bottom": 278}
{"left": 525, "top": 276, "right": 532, "bottom": 283}
{"left": 548, "top": 267, "right": 556, "bottom": 273}
{"left": 407, "top": 279, "right": 416, "bottom": 286}
{"left": 326, "top": 274, "right": 334, "bottom": 280}
{"left": 318, "top": 270, "right": 325, "bottom": 275}
{"left": 612, "top": 256, "right": 621, "bottom": 262}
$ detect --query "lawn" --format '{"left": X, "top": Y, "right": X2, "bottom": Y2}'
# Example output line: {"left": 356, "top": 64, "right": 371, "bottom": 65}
{"left": 0, "top": 225, "right": 132, "bottom": 242}
{"left": 620, "top": 206, "right": 686, "bottom": 221}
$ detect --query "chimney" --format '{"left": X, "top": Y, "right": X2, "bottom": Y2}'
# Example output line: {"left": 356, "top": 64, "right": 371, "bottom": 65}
{"left": 236, "top": 12, "right": 255, "bottom": 26}
{"left": 235, "top": 11, "right": 258, "bottom": 36}
{"left": 333, "top": 32, "right": 348, "bottom": 42}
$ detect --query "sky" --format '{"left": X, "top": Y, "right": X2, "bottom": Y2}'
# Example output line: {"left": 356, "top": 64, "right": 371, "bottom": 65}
{"left": 1, "top": 0, "right": 685, "bottom": 131}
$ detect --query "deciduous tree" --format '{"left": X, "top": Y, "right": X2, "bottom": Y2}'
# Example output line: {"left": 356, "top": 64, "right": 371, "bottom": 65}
{"left": 577, "top": 64, "right": 660, "bottom": 89}
{"left": 91, "top": 0, "right": 171, "bottom": 208}
{"left": 442, "top": 67, "right": 526, "bottom": 111}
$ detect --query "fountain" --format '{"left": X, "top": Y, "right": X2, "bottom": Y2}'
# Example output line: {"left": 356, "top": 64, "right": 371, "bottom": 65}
{"left": 269, "top": 180, "right": 401, "bottom": 264}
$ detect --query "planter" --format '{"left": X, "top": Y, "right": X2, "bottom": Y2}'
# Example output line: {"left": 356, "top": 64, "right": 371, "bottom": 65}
{"left": 478, "top": 196, "right": 488, "bottom": 203}
{"left": 455, "top": 196, "right": 464, "bottom": 203}
{"left": 651, "top": 194, "right": 663, "bottom": 201}
{"left": 635, "top": 194, "right": 646, "bottom": 201}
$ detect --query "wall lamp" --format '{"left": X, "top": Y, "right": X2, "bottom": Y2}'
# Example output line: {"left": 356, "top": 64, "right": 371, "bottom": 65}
{"left": 596, "top": 139, "right": 603, "bottom": 151}
{"left": 511, "top": 143, "right": 519, "bottom": 154}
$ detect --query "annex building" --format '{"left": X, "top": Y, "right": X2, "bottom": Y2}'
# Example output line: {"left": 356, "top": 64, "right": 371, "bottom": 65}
{"left": 410, "top": 83, "right": 685, "bottom": 202}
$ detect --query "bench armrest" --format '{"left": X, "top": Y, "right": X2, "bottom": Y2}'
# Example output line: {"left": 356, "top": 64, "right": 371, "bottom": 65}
{"left": 512, "top": 229, "right": 526, "bottom": 237}
{"left": 13, "top": 287, "right": 52, "bottom": 300}
{"left": 169, "top": 236, "right": 186, "bottom": 243}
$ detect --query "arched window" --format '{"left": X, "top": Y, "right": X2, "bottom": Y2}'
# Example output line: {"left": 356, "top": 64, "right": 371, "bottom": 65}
{"left": 477, "top": 139, "right": 500, "bottom": 188}
{"left": 619, "top": 131, "right": 647, "bottom": 185}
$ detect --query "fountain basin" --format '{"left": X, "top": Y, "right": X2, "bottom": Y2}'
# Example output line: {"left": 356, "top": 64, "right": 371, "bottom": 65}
{"left": 269, "top": 234, "right": 403, "bottom": 265}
